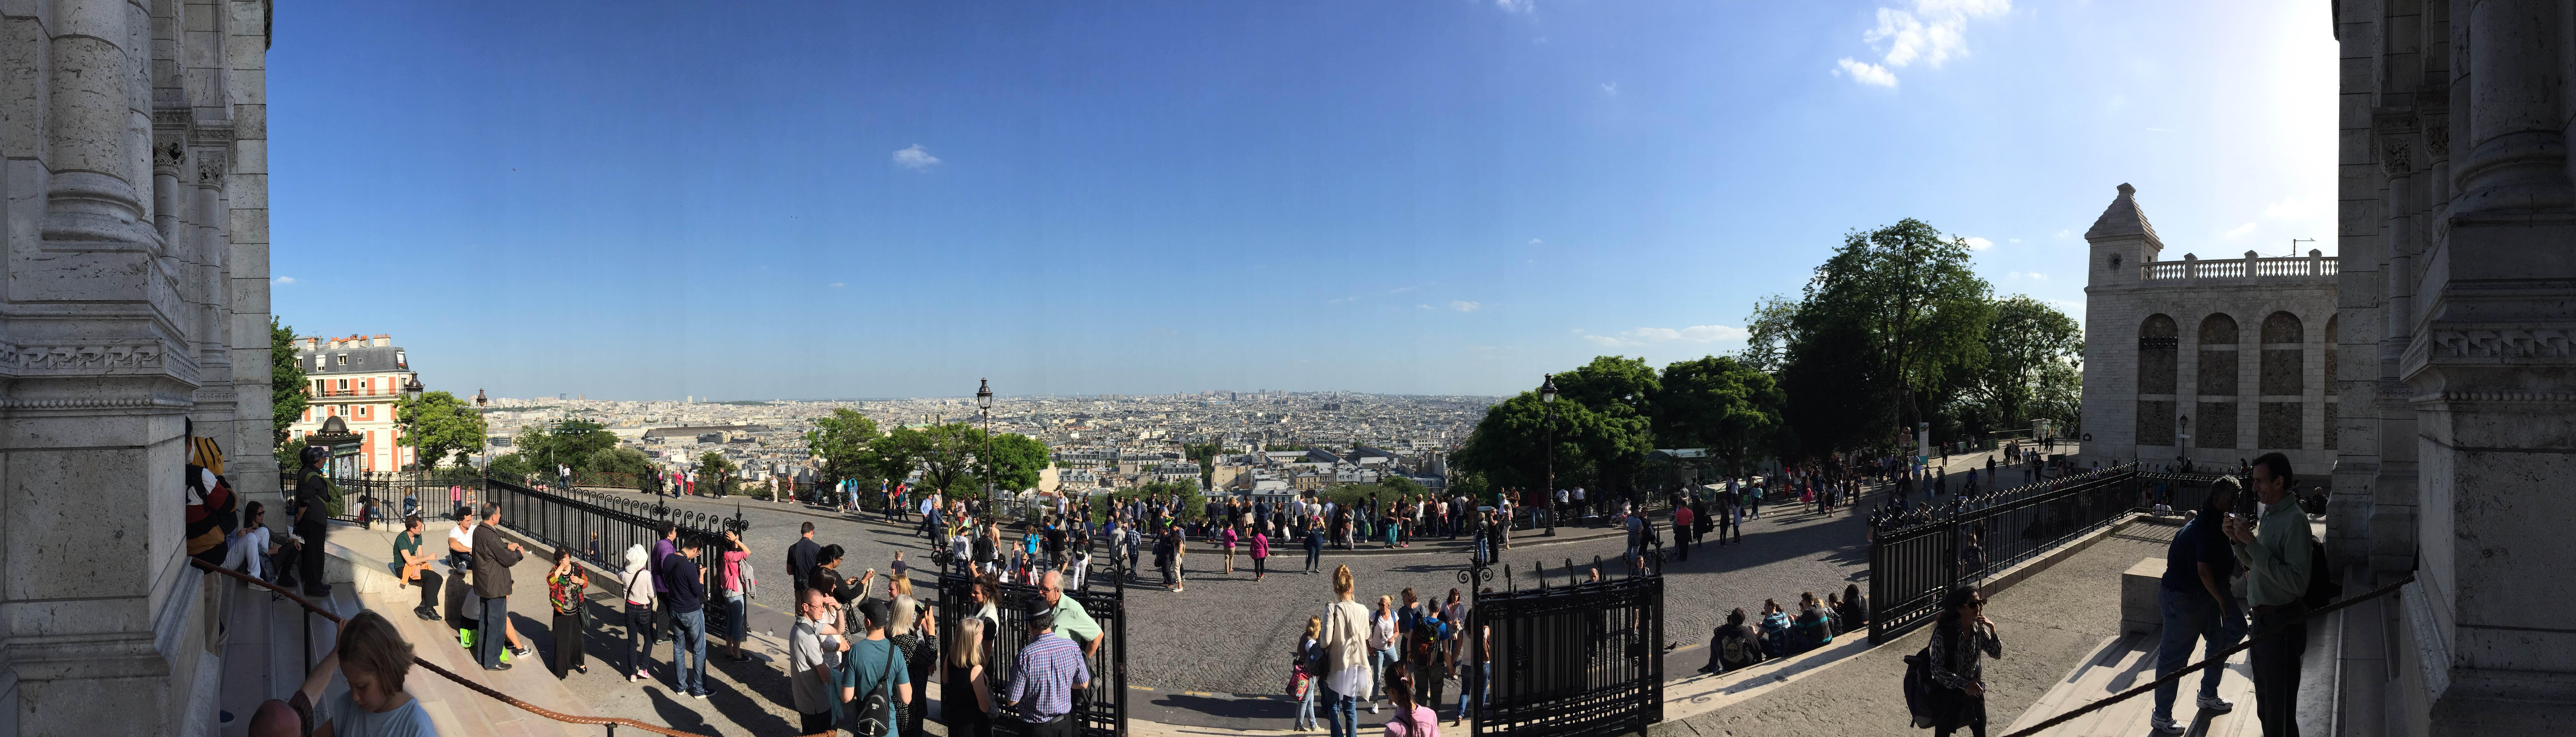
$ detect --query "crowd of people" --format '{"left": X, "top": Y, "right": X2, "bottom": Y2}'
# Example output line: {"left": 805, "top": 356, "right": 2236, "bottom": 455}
{"left": 1691, "top": 583, "right": 1872, "bottom": 676}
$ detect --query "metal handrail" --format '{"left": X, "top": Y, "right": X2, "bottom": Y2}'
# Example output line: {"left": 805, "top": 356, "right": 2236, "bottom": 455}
{"left": 1998, "top": 574, "right": 2412, "bottom": 737}
{"left": 189, "top": 556, "right": 726, "bottom": 737}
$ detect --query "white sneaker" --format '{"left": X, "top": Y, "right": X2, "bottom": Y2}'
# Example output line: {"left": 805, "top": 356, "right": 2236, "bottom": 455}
{"left": 1371, "top": 702, "right": 1380, "bottom": 714}
{"left": 2198, "top": 694, "right": 2234, "bottom": 712}
{"left": 2150, "top": 716, "right": 2186, "bottom": 734}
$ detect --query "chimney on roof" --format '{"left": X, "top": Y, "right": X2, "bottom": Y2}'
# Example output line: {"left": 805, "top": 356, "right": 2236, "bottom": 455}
{"left": 374, "top": 334, "right": 390, "bottom": 347}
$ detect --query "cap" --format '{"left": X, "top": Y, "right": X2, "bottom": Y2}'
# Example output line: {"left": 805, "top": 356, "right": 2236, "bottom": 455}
{"left": 1024, "top": 601, "right": 1057, "bottom": 630}
{"left": 859, "top": 600, "right": 891, "bottom": 629}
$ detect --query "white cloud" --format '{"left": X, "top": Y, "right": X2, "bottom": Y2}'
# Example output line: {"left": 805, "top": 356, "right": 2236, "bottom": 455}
{"left": 1528, "top": 238, "right": 1544, "bottom": 246}
{"left": 1834, "top": 58, "right": 1899, "bottom": 88}
{"left": 272, "top": 276, "right": 296, "bottom": 285}
{"left": 1840, "top": 0, "right": 2008, "bottom": 87}
{"left": 829, "top": 282, "right": 846, "bottom": 288}
{"left": 1964, "top": 236, "right": 1994, "bottom": 251}
{"left": 2006, "top": 271, "right": 2022, "bottom": 279}
{"left": 2008, "top": 238, "right": 2022, "bottom": 243}
{"left": 1389, "top": 286, "right": 1416, "bottom": 294}
{"left": 2226, "top": 222, "right": 2259, "bottom": 238}
{"left": 1600, "top": 82, "right": 1619, "bottom": 95}
{"left": 2027, "top": 272, "right": 2047, "bottom": 281}
{"left": 1582, "top": 324, "right": 1749, "bottom": 347}
{"left": 2054, "top": 229, "right": 2073, "bottom": 239}
{"left": 1329, "top": 295, "right": 1361, "bottom": 304}
{"left": 1418, "top": 304, "right": 1435, "bottom": 310}
{"left": 1450, "top": 301, "right": 1482, "bottom": 313}
{"left": 1492, "top": 0, "right": 1535, "bottom": 14}
{"left": 892, "top": 144, "right": 941, "bottom": 170}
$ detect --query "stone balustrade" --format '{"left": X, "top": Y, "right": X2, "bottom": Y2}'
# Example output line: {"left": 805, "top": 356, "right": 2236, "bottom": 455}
{"left": 2139, "top": 251, "right": 2336, "bottom": 280}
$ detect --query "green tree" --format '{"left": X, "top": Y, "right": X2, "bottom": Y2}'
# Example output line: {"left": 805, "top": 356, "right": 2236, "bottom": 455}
{"left": 392, "top": 390, "right": 489, "bottom": 470}
{"left": 979, "top": 433, "right": 1049, "bottom": 494}
{"left": 804, "top": 408, "right": 882, "bottom": 488}
{"left": 585, "top": 446, "right": 653, "bottom": 476}
{"left": 1773, "top": 219, "right": 1994, "bottom": 456}
{"left": 1654, "top": 356, "right": 1787, "bottom": 478}
{"left": 1736, "top": 294, "right": 1800, "bottom": 374}
{"left": 488, "top": 451, "right": 539, "bottom": 478}
{"left": 872, "top": 423, "right": 980, "bottom": 495}
{"left": 1451, "top": 379, "right": 1654, "bottom": 497}
{"left": 1971, "top": 295, "right": 2084, "bottom": 433}
{"left": 518, "top": 418, "right": 619, "bottom": 473}
{"left": 696, "top": 451, "right": 738, "bottom": 496}
{"left": 270, "top": 317, "right": 310, "bottom": 451}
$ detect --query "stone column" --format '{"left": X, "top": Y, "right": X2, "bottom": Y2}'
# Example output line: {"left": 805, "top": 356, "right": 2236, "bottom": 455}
{"left": 2374, "top": 131, "right": 2421, "bottom": 576}
{"left": 41, "top": 0, "right": 156, "bottom": 245}
{"left": 2398, "top": 1, "right": 2576, "bottom": 732}
{"left": 191, "top": 150, "right": 236, "bottom": 455}
{"left": 224, "top": 0, "right": 280, "bottom": 509}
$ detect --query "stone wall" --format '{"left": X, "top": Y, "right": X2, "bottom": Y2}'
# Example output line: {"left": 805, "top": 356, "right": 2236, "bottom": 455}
{"left": 2338, "top": 0, "right": 2576, "bottom": 732}
{"left": 0, "top": 1, "right": 272, "bottom": 734}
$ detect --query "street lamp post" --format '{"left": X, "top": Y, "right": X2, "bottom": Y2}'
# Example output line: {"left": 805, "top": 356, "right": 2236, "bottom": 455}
{"left": 1541, "top": 374, "right": 1559, "bottom": 537}
{"left": 977, "top": 378, "right": 995, "bottom": 503}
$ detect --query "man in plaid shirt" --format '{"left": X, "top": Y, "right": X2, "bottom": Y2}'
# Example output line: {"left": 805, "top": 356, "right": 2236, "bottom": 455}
{"left": 1004, "top": 602, "right": 1091, "bottom": 736}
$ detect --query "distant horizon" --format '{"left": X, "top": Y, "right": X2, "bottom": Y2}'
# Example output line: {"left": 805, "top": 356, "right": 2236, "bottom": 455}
{"left": 478, "top": 389, "right": 1511, "bottom": 404}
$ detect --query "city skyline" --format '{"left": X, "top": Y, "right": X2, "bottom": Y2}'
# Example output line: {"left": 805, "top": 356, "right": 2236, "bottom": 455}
{"left": 270, "top": 1, "right": 2333, "bottom": 399}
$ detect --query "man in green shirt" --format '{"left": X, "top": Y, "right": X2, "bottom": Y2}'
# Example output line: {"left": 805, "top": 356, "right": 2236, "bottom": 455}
{"left": 1038, "top": 571, "right": 1101, "bottom": 656}
{"left": 2223, "top": 452, "right": 2311, "bottom": 737}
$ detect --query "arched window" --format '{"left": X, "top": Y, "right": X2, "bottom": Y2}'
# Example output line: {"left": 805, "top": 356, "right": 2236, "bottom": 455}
{"left": 2259, "top": 311, "right": 2304, "bottom": 448}
{"left": 2196, "top": 313, "right": 2239, "bottom": 449}
{"left": 2136, "top": 314, "right": 2178, "bottom": 446}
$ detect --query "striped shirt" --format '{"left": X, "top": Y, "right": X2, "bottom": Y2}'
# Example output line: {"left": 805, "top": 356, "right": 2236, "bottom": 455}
{"left": 1005, "top": 632, "right": 1091, "bottom": 723}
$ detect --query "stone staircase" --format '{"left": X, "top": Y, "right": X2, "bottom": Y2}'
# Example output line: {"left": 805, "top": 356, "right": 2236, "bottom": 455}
{"left": 206, "top": 520, "right": 612, "bottom": 737}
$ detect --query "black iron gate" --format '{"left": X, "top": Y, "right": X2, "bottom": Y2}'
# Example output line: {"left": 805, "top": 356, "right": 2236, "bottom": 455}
{"left": 938, "top": 545, "right": 1129, "bottom": 737}
{"left": 484, "top": 476, "right": 749, "bottom": 638}
{"left": 1868, "top": 463, "right": 2139, "bottom": 643}
{"left": 1467, "top": 555, "right": 1664, "bottom": 737}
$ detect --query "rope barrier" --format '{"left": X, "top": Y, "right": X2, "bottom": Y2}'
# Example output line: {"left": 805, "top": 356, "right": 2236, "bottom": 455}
{"left": 191, "top": 557, "right": 738, "bottom": 737}
{"left": 1995, "top": 574, "right": 2414, "bottom": 737}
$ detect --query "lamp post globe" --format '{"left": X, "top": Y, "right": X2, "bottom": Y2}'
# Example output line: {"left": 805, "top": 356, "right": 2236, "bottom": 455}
{"left": 1541, "top": 374, "right": 1558, "bottom": 537}
{"left": 977, "top": 378, "right": 995, "bottom": 502}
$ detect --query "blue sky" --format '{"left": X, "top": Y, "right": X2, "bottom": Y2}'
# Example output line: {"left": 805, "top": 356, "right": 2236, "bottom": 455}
{"left": 270, "top": 0, "right": 2334, "bottom": 400}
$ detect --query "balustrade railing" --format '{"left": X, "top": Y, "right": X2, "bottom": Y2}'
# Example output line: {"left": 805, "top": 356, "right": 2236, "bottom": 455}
{"left": 2139, "top": 255, "right": 2337, "bottom": 280}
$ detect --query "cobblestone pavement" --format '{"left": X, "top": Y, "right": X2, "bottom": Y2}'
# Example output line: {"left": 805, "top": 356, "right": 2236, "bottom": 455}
{"left": 634, "top": 486, "right": 1891, "bottom": 698}
{"left": 1656, "top": 525, "right": 2173, "bottom": 737}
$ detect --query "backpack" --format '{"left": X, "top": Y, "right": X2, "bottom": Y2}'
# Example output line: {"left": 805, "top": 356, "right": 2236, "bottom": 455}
{"left": 1900, "top": 646, "right": 1937, "bottom": 728}
{"left": 2300, "top": 539, "right": 2342, "bottom": 608}
{"left": 301, "top": 469, "right": 345, "bottom": 519}
{"left": 851, "top": 640, "right": 900, "bottom": 737}
{"left": 1719, "top": 630, "right": 1751, "bottom": 665}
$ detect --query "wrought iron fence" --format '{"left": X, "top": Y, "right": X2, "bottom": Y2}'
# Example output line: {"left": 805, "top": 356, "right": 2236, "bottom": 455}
{"left": 937, "top": 548, "right": 1129, "bottom": 737}
{"left": 1466, "top": 553, "right": 1664, "bottom": 737}
{"left": 483, "top": 476, "right": 749, "bottom": 637}
{"left": 316, "top": 472, "right": 486, "bottom": 527}
{"left": 1868, "top": 463, "right": 2141, "bottom": 643}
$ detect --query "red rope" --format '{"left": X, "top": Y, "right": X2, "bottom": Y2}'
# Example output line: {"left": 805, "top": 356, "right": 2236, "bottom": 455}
{"left": 192, "top": 557, "right": 720, "bottom": 736}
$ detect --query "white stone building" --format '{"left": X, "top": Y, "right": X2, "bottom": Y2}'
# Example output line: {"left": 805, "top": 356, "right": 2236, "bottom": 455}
{"left": 2074, "top": 183, "right": 2340, "bottom": 477}
{"left": 0, "top": 1, "right": 274, "bottom": 734}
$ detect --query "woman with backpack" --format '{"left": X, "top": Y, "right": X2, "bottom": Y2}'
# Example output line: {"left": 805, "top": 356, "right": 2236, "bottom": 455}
{"left": 1697, "top": 608, "right": 1765, "bottom": 674}
{"left": 1925, "top": 585, "right": 2005, "bottom": 737}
